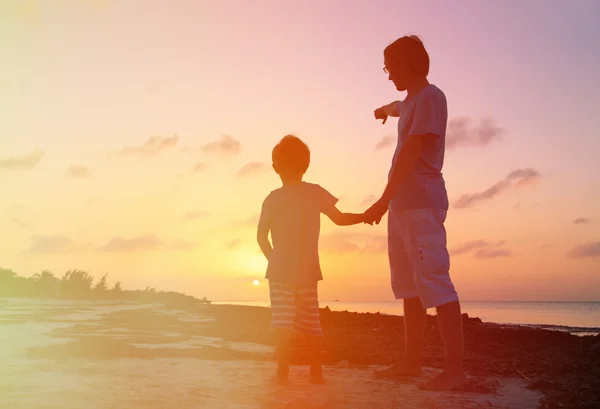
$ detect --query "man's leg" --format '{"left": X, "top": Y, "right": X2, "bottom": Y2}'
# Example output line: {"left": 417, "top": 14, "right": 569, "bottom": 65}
{"left": 419, "top": 300, "right": 467, "bottom": 390}
{"left": 407, "top": 209, "right": 467, "bottom": 390}
{"left": 376, "top": 210, "right": 424, "bottom": 378}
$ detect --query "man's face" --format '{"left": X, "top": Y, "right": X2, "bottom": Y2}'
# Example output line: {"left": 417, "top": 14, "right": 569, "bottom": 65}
{"left": 384, "top": 57, "right": 409, "bottom": 91}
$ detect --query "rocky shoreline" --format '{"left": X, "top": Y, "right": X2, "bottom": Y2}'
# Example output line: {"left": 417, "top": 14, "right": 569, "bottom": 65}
{"left": 193, "top": 304, "right": 600, "bottom": 409}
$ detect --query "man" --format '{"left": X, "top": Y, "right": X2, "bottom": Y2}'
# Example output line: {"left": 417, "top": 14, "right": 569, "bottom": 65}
{"left": 364, "top": 35, "right": 467, "bottom": 391}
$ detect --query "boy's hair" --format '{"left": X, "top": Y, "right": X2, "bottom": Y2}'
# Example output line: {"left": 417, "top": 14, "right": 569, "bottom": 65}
{"left": 272, "top": 135, "right": 310, "bottom": 176}
{"left": 384, "top": 35, "right": 430, "bottom": 77}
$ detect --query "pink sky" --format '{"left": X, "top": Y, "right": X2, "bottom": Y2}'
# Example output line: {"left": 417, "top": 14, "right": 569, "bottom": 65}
{"left": 1, "top": 0, "right": 599, "bottom": 302}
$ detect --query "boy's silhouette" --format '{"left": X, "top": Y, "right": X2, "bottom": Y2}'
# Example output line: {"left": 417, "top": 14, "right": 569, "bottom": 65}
{"left": 257, "top": 135, "right": 367, "bottom": 385}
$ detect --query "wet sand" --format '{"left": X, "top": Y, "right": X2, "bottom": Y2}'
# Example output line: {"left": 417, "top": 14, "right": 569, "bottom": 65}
{"left": 1, "top": 299, "right": 597, "bottom": 408}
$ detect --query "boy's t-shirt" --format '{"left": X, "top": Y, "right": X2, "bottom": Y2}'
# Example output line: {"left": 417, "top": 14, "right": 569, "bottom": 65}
{"left": 389, "top": 84, "right": 449, "bottom": 211}
{"left": 258, "top": 182, "right": 338, "bottom": 286}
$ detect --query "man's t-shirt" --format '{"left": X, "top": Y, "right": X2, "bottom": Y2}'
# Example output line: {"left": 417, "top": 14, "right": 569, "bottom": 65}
{"left": 258, "top": 182, "right": 338, "bottom": 286}
{"left": 389, "top": 84, "right": 449, "bottom": 211}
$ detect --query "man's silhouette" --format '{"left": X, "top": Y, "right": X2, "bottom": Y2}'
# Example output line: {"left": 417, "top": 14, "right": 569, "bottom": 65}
{"left": 365, "top": 35, "right": 467, "bottom": 391}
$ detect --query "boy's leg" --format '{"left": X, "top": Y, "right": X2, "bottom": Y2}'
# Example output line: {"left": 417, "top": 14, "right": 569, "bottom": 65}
{"left": 294, "top": 283, "right": 325, "bottom": 384}
{"left": 269, "top": 281, "right": 297, "bottom": 384}
{"left": 275, "top": 328, "right": 293, "bottom": 383}
{"left": 307, "top": 335, "right": 325, "bottom": 384}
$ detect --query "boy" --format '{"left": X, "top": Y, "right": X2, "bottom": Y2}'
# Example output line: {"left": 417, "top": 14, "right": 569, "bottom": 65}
{"left": 257, "top": 134, "right": 366, "bottom": 385}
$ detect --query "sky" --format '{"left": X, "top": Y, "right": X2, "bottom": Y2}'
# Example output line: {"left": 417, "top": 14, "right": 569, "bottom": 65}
{"left": 1, "top": 0, "right": 600, "bottom": 302}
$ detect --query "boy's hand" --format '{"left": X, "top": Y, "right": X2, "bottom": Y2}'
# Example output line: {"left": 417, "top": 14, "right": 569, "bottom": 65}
{"left": 364, "top": 197, "right": 389, "bottom": 225}
{"left": 374, "top": 106, "right": 388, "bottom": 124}
{"left": 362, "top": 212, "right": 374, "bottom": 225}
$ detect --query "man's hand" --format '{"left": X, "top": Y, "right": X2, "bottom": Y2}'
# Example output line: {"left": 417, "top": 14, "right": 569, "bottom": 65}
{"left": 374, "top": 106, "right": 388, "bottom": 124}
{"left": 364, "top": 197, "right": 389, "bottom": 225}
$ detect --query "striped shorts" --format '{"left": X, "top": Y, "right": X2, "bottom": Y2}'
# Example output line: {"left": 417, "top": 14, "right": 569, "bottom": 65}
{"left": 269, "top": 281, "right": 322, "bottom": 336}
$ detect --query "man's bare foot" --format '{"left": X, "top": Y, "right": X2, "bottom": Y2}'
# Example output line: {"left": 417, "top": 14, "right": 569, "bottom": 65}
{"left": 419, "top": 370, "right": 468, "bottom": 391}
{"left": 374, "top": 361, "right": 422, "bottom": 379}
{"left": 310, "top": 366, "right": 326, "bottom": 384}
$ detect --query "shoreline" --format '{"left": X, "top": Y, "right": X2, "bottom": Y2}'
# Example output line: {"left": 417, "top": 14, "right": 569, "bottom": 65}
{"left": 2, "top": 298, "right": 599, "bottom": 408}
{"left": 198, "top": 303, "right": 600, "bottom": 409}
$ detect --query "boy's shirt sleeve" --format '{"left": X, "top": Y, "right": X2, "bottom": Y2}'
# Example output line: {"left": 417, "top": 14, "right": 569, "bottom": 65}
{"left": 316, "top": 185, "right": 339, "bottom": 213}
{"left": 408, "top": 92, "right": 447, "bottom": 138}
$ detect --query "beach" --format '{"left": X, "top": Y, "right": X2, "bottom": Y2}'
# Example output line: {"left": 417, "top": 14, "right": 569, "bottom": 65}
{"left": 1, "top": 298, "right": 598, "bottom": 409}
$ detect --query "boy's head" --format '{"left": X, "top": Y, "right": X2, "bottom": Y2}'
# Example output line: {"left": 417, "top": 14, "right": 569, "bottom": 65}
{"left": 272, "top": 135, "right": 310, "bottom": 180}
{"left": 383, "top": 35, "right": 430, "bottom": 92}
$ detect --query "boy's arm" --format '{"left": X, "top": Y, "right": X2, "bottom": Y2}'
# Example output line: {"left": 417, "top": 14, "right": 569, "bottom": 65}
{"left": 257, "top": 231, "right": 272, "bottom": 260}
{"left": 323, "top": 205, "right": 366, "bottom": 226}
{"left": 256, "top": 199, "right": 273, "bottom": 260}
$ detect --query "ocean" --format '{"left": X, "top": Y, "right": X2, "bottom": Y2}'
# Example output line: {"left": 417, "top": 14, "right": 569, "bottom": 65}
{"left": 212, "top": 300, "right": 600, "bottom": 335}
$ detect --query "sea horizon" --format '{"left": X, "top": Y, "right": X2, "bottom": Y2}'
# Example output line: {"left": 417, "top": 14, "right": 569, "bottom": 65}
{"left": 211, "top": 300, "right": 600, "bottom": 335}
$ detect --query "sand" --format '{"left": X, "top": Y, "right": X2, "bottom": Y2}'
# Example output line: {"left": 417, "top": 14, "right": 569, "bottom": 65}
{"left": 0, "top": 299, "right": 542, "bottom": 409}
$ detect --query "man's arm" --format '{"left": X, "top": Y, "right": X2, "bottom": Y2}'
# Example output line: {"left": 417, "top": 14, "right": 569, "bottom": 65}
{"left": 383, "top": 101, "right": 402, "bottom": 117}
{"left": 380, "top": 134, "right": 424, "bottom": 202}
{"left": 364, "top": 134, "right": 425, "bottom": 224}
{"left": 323, "top": 205, "right": 366, "bottom": 226}
{"left": 374, "top": 101, "right": 402, "bottom": 123}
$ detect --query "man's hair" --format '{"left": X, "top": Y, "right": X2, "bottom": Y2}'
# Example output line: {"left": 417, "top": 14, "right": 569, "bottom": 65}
{"left": 384, "top": 35, "right": 430, "bottom": 77}
{"left": 272, "top": 134, "right": 310, "bottom": 176}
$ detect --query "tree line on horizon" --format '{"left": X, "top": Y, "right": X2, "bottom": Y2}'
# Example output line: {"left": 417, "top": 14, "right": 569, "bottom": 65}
{"left": 0, "top": 267, "right": 210, "bottom": 306}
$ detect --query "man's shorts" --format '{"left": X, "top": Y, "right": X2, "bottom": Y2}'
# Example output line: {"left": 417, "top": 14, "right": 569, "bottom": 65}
{"left": 387, "top": 208, "right": 458, "bottom": 309}
{"left": 268, "top": 281, "right": 322, "bottom": 336}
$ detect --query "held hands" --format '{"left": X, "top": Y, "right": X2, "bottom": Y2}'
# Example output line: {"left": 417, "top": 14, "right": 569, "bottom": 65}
{"left": 374, "top": 106, "right": 388, "bottom": 124}
{"left": 362, "top": 197, "right": 389, "bottom": 225}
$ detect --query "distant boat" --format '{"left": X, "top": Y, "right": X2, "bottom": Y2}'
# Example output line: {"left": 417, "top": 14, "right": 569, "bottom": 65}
{"left": 334, "top": 299, "right": 340, "bottom": 302}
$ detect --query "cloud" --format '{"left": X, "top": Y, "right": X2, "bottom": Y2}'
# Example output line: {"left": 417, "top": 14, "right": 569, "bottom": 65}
{"left": 449, "top": 240, "right": 492, "bottom": 256}
{"left": 360, "top": 194, "right": 378, "bottom": 207}
{"left": 450, "top": 240, "right": 511, "bottom": 258}
{"left": 11, "top": 217, "right": 29, "bottom": 228}
{"left": 192, "top": 162, "right": 208, "bottom": 172}
{"left": 566, "top": 241, "right": 600, "bottom": 259}
{"left": 320, "top": 232, "right": 387, "bottom": 254}
{"left": 236, "top": 162, "right": 266, "bottom": 177}
{"left": 201, "top": 135, "right": 241, "bottom": 155}
{"left": 473, "top": 248, "right": 512, "bottom": 259}
{"left": 453, "top": 168, "right": 541, "bottom": 209}
{"left": 97, "top": 235, "right": 198, "bottom": 252}
{"left": 98, "top": 235, "right": 163, "bottom": 252}
{"left": 0, "top": 149, "right": 44, "bottom": 170}
{"left": 226, "top": 239, "right": 242, "bottom": 250}
{"left": 447, "top": 117, "right": 505, "bottom": 150}
{"left": 84, "top": 198, "right": 102, "bottom": 208}
{"left": 375, "top": 135, "right": 395, "bottom": 150}
{"left": 169, "top": 238, "right": 200, "bottom": 251}
{"left": 228, "top": 214, "right": 260, "bottom": 228}
{"left": 573, "top": 217, "right": 590, "bottom": 225}
{"left": 28, "top": 235, "right": 81, "bottom": 254}
{"left": 66, "top": 165, "right": 91, "bottom": 178}
{"left": 115, "top": 135, "right": 179, "bottom": 157}
{"left": 506, "top": 168, "right": 541, "bottom": 186}
{"left": 184, "top": 210, "right": 210, "bottom": 220}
